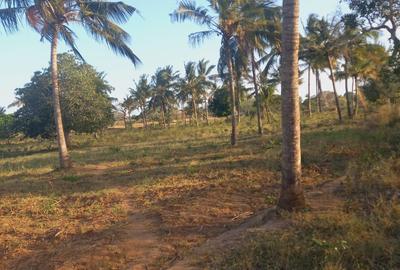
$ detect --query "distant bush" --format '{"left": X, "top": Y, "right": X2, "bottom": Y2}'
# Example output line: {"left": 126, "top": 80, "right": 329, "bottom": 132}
{"left": 0, "top": 113, "right": 15, "bottom": 140}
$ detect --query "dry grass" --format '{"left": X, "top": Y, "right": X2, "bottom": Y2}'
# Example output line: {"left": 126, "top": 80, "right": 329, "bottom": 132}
{"left": 1, "top": 113, "right": 398, "bottom": 269}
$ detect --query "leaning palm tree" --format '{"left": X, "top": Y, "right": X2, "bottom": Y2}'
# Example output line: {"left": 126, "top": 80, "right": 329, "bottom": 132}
{"left": 171, "top": 0, "right": 245, "bottom": 145}
{"left": 0, "top": 0, "right": 140, "bottom": 169}
{"left": 278, "top": 0, "right": 305, "bottom": 210}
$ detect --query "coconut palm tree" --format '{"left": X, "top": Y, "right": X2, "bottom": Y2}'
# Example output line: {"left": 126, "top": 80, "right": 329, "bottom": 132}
{"left": 171, "top": 0, "right": 246, "bottom": 145}
{"left": 236, "top": 1, "right": 281, "bottom": 134}
{"left": 197, "top": 59, "right": 216, "bottom": 125}
{"left": 305, "top": 14, "right": 344, "bottom": 121}
{"left": 120, "top": 96, "right": 136, "bottom": 129}
{"left": 131, "top": 75, "right": 151, "bottom": 128}
{"left": 278, "top": 0, "right": 305, "bottom": 210}
{"left": 149, "top": 66, "right": 179, "bottom": 128}
{"left": 178, "top": 61, "right": 200, "bottom": 126}
{"left": 0, "top": 0, "right": 140, "bottom": 169}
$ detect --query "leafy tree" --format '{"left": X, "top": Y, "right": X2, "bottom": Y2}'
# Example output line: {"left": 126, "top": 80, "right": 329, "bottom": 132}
{"left": 344, "top": 0, "right": 400, "bottom": 60}
{"left": 209, "top": 86, "right": 231, "bottom": 117}
{"left": 1, "top": 0, "right": 140, "bottom": 169}
{"left": 14, "top": 53, "right": 114, "bottom": 141}
{"left": 0, "top": 113, "right": 14, "bottom": 140}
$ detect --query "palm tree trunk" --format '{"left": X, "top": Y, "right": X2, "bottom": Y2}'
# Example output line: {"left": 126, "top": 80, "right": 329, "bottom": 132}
{"left": 205, "top": 98, "right": 209, "bottom": 125}
{"left": 316, "top": 69, "right": 322, "bottom": 113}
{"left": 225, "top": 39, "right": 238, "bottom": 146}
{"left": 327, "top": 55, "right": 342, "bottom": 122}
{"left": 143, "top": 107, "right": 148, "bottom": 128}
{"left": 251, "top": 51, "right": 263, "bottom": 135}
{"left": 160, "top": 104, "right": 166, "bottom": 128}
{"left": 235, "top": 75, "right": 241, "bottom": 124}
{"left": 344, "top": 58, "right": 352, "bottom": 118}
{"left": 354, "top": 76, "right": 359, "bottom": 117}
{"left": 51, "top": 27, "right": 71, "bottom": 169}
{"left": 307, "top": 65, "right": 312, "bottom": 117}
{"left": 192, "top": 97, "right": 198, "bottom": 127}
{"left": 278, "top": 0, "right": 305, "bottom": 211}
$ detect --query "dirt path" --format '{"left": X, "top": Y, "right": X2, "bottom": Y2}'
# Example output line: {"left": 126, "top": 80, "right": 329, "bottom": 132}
{"left": 8, "top": 209, "right": 173, "bottom": 270}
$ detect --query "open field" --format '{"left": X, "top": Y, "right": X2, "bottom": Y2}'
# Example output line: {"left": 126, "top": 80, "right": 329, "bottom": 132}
{"left": 0, "top": 113, "right": 399, "bottom": 269}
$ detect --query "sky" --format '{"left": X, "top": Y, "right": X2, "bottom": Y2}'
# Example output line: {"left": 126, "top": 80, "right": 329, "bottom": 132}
{"left": 0, "top": 0, "right": 351, "bottom": 112}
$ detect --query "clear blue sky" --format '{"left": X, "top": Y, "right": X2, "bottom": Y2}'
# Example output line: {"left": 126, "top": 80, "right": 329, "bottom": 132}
{"left": 0, "top": 0, "right": 348, "bottom": 112}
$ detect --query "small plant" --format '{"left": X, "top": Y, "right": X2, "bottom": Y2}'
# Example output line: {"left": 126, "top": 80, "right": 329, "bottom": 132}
{"left": 62, "top": 175, "right": 81, "bottom": 183}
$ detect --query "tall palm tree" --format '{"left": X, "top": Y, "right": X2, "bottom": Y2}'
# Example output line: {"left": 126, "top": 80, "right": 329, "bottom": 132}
{"left": 305, "top": 15, "right": 344, "bottom": 122}
{"left": 237, "top": 1, "right": 281, "bottom": 134}
{"left": 120, "top": 95, "right": 136, "bottom": 129}
{"left": 149, "top": 66, "right": 179, "bottom": 128}
{"left": 197, "top": 59, "right": 216, "bottom": 125}
{"left": 171, "top": 0, "right": 245, "bottom": 145}
{"left": 178, "top": 61, "right": 200, "bottom": 126}
{"left": 131, "top": 75, "right": 151, "bottom": 128}
{"left": 278, "top": 0, "right": 305, "bottom": 210}
{"left": 1, "top": 0, "right": 140, "bottom": 169}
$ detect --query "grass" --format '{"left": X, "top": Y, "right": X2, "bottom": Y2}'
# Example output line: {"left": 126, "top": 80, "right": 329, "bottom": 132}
{"left": 0, "top": 113, "right": 399, "bottom": 269}
{"left": 210, "top": 118, "right": 400, "bottom": 270}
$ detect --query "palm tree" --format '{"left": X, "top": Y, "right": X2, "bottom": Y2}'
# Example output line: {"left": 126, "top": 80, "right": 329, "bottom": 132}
{"left": 149, "top": 66, "right": 179, "bottom": 128}
{"left": 1, "top": 0, "right": 140, "bottom": 169}
{"left": 178, "top": 61, "right": 200, "bottom": 126}
{"left": 120, "top": 96, "right": 136, "bottom": 129}
{"left": 171, "top": 0, "right": 245, "bottom": 145}
{"left": 278, "top": 0, "right": 305, "bottom": 210}
{"left": 237, "top": 1, "right": 281, "bottom": 134}
{"left": 131, "top": 75, "right": 151, "bottom": 128}
{"left": 197, "top": 59, "right": 215, "bottom": 125}
{"left": 305, "top": 14, "right": 346, "bottom": 120}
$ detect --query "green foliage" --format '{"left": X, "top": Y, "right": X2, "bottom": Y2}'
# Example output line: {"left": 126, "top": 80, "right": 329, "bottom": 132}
{"left": 14, "top": 53, "right": 115, "bottom": 138}
{"left": 209, "top": 86, "right": 230, "bottom": 117}
{"left": 0, "top": 113, "right": 14, "bottom": 139}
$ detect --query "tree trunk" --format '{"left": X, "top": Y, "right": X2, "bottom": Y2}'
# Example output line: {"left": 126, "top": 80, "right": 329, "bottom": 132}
{"left": 316, "top": 69, "right": 322, "bottom": 113}
{"left": 205, "top": 98, "right": 209, "bottom": 125}
{"left": 65, "top": 130, "right": 71, "bottom": 149}
{"left": 235, "top": 75, "right": 241, "bottom": 124}
{"left": 160, "top": 104, "right": 166, "bottom": 128}
{"left": 225, "top": 39, "right": 238, "bottom": 146}
{"left": 327, "top": 55, "right": 342, "bottom": 122}
{"left": 278, "top": 0, "right": 305, "bottom": 211}
{"left": 50, "top": 27, "right": 71, "bottom": 169}
{"left": 251, "top": 50, "right": 263, "bottom": 135}
{"left": 307, "top": 65, "right": 312, "bottom": 117}
{"left": 344, "top": 58, "right": 352, "bottom": 118}
{"left": 142, "top": 106, "right": 147, "bottom": 128}
{"left": 192, "top": 97, "right": 198, "bottom": 127}
{"left": 354, "top": 76, "right": 359, "bottom": 117}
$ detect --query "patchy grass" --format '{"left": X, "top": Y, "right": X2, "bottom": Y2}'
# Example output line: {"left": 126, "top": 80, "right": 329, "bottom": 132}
{"left": 210, "top": 124, "right": 400, "bottom": 270}
{"left": 0, "top": 113, "right": 398, "bottom": 269}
